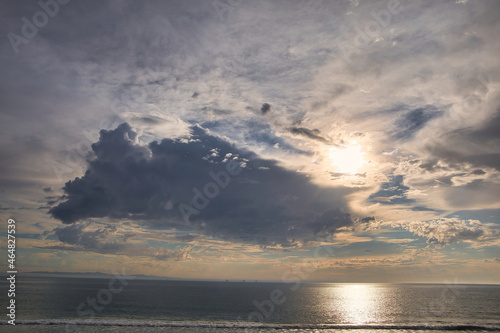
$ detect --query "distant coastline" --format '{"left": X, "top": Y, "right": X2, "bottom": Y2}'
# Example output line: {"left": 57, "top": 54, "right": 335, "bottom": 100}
{"left": 13, "top": 272, "right": 500, "bottom": 285}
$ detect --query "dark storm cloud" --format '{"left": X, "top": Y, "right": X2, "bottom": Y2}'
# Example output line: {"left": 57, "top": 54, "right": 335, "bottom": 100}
{"left": 261, "top": 103, "right": 271, "bottom": 114}
{"left": 368, "top": 175, "right": 415, "bottom": 205}
{"left": 288, "top": 127, "right": 328, "bottom": 143}
{"left": 49, "top": 123, "right": 353, "bottom": 246}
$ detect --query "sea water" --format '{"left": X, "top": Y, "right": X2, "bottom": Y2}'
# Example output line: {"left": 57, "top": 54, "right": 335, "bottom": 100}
{"left": 1, "top": 276, "right": 499, "bottom": 332}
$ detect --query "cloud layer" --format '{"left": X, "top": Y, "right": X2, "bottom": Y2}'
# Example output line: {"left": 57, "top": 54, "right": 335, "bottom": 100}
{"left": 1, "top": 0, "right": 499, "bottom": 281}
{"left": 49, "top": 123, "right": 353, "bottom": 246}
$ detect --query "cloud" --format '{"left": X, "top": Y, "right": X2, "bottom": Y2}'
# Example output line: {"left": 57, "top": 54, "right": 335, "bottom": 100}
{"left": 368, "top": 175, "right": 415, "bottom": 205}
{"left": 201, "top": 120, "right": 311, "bottom": 156}
{"left": 287, "top": 127, "right": 328, "bottom": 143}
{"left": 1, "top": 0, "right": 500, "bottom": 280}
{"left": 42, "top": 187, "right": 53, "bottom": 193}
{"left": 392, "top": 218, "right": 500, "bottom": 247}
{"left": 420, "top": 99, "right": 500, "bottom": 172}
{"left": 353, "top": 214, "right": 500, "bottom": 248}
{"left": 468, "top": 107, "right": 500, "bottom": 143}
{"left": 261, "top": 103, "right": 271, "bottom": 114}
{"left": 391, "top": 105, "right": 443, "bottom": 140}
{"left": 471, "top": 169, "right": 486, "bottom": 175}
{"left": 49, "top": 123, "right": 353, "bottom": 246}
{"left": 174, "top": 234, "right": 200, "bottom": 243}
{"left": 41, "top": 221, "right": 194, "bottom": 260}
{"left": 311, "top": 248, "right": 446, "bottom": 270}
{"left": 51, "top": 222, "right": 121, "bottom": 251}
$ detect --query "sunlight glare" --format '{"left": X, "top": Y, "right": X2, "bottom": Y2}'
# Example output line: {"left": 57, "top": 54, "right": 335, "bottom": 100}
{"left": 326, "top": 284, "right": 387, "bottom": 324}
{"left": 329, "top": 144, "right": 365, "bottom": 174}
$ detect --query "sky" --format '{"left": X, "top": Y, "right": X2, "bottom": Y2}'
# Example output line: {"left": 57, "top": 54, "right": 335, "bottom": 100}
{"left": 0, "top": 0, "right": 499, "bottom": 284}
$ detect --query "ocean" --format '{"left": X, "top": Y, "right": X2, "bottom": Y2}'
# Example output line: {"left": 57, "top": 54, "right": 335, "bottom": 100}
{"left": 1, "top": 276, "right": 500, "bottom": 332}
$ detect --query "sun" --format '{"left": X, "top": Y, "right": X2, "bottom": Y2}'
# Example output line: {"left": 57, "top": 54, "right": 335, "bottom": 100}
{"left": 329, "top": 144, "right": 365, "bottom": 174}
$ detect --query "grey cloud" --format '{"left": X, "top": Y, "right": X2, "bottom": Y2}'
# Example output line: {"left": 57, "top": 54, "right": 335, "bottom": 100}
{"left": 411, "top": 206, "right": 442, "bottom": 213}
{"left": 442, "top": 179, "right": 500, "bottom": 209}
{"left": 174, "top": 234, "right": 200, "bottom": 242}
{"left": 435, "top": 173, "right": 467, "bottom": 186}
{"left": 49, "top": 123, "right": 353, "bottom": 246}
{"left": 44, "top": 195, "right": 60, "bottom": 206}
{"left": 200, "top": 108, "right": 232, "bottom": 116}
{"left": 288, "top": 127, "right": 328, "bottom": 143}
{"left": 54, "top": 222, "right": 120, "bottom": 251}
{"left": 42, "top": 221, "right": 194, "bottom": 260}
{"left": 138, "top": 116, "right": 163, "bottom": 125}
{"left": 469, "top": 108, "right": 500, "bottom": 143}
{"left": 328, "top": 84, "right": 352, "bottom": 100}
{"left": 431, "top": 144, "right": 500, "bottom": 173}
{"left": 419, "top": 159, "right": 450, "bottom": 172}
{"left": 261, "top": 103, "right": 271, "bottom": 114}
{"left": 423, "top": 103, "right": 500, "bottom": 171}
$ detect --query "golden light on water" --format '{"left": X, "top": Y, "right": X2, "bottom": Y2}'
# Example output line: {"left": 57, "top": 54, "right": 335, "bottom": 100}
{"left": 326, "top": 284, "right": 387, "bottom": 324}
{"left": 329, "top": 144, "right": 365, "bottom": 174}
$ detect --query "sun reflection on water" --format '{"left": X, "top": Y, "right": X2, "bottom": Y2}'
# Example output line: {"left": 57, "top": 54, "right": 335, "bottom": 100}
{"left": 325, "top": 284, "right": 388, "bottom": 324}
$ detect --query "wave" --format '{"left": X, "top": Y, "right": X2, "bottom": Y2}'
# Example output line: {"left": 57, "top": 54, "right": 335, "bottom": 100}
{"left": 5, "top": 319, "right": 500, "bottom": 331}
